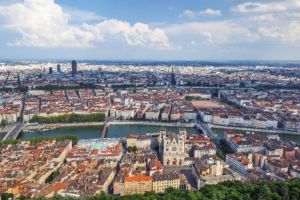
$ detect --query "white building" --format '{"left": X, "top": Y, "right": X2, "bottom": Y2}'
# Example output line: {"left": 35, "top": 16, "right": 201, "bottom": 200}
{"left": 226, "top": 153, "right": 253, "bottom": 175}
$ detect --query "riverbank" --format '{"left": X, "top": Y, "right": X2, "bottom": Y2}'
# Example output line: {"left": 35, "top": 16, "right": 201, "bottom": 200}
{"left": 209, "top": 124, "right": 300, "bottom": 136}
{"left": 212, "top": 127, "right": 300, "bottom": 145}
{"left": 0, "top": 125, "right": 14, "bottom": 133}
{"left": 24, "top": 122, "right": 105, "bottom": 131}
{"left": 23, "top": 121, "right": 196, "bottom": 132}
{"left": 108, "top": 121, "right": 195, "bottom": 127}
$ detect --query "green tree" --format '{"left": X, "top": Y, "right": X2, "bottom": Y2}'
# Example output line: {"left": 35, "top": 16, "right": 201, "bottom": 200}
{"left": 1, "top": 193, "right": 13, "bottom": 200}
{"left": 45, "top": 170, "right": 60, "bottom": 184}
{"left": 30, "top": 113, "right": 105, "bottom": 124}
{"left": 127, "top": 146, "right": 138, "bottom": 153}
{"left": 0, "top": 136, "right": 78, "bottom": 147}
{"left": 1, "top": 119, "right": 8, "bottom": 127}
{"left": 219, "top": 139, "right": 234, "bottom": 155}
{"left": 256, "top": 184, "right": 273, "bottom": 200}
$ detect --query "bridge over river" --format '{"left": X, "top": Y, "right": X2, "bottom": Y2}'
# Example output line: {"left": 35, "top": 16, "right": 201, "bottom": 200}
{"left": 197, "top": 121, "right": 221, "bottom": 144}
{"left": 2, "top": 96, "right": 25, "bottom": 142}
{"left": 1, "top": 123, "right": 24, "bottom": 141}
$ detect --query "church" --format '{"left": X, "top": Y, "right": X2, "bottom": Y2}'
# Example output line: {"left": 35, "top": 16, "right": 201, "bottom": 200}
{"left": 158, "top": 129, "right": 186, "bottom": 166}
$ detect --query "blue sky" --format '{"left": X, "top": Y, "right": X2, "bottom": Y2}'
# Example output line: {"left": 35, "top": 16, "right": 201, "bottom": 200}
{"left": 0, "top": 0, "right": 300, "bottom": 60}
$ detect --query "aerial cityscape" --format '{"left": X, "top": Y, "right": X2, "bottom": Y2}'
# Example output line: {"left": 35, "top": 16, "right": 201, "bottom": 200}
{"left": 0, "top": 0, "right": 300, "bottom": 200}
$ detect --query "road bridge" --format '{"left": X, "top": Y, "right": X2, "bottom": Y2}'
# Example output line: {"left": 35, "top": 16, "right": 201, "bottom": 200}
{"left": 2, "top": 123, "right": 24, "bottom": 141}
{"left": 197, "top": 121, "right": 220, "bottom": 144}
{"left": 101, "top": 105, "right": 111, "bottom": 138}
{"left": 101, "top": 119, "right": 109, "bottom": 138}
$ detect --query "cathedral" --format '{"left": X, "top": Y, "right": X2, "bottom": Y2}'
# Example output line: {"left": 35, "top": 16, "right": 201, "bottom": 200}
{"left": 158, "top": 129, "right": 186, "bottom": 166}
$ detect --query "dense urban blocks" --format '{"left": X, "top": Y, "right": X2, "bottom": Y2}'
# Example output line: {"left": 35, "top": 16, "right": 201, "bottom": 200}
{"left": 0, "top": 61, "right": 300, "bottom": 199}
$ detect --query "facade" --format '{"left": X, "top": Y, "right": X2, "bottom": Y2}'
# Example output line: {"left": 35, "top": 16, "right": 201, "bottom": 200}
{"left": 161, "top": 106, "right": 171, "bottom": 121}
{"left": 110, "top": 107, "right": 135, "bottom": 120}
{"left": 266, "top": 159, "right": 289, "bottom": 174}
{"left": 126, "top": 134, "right": 155, "bottom": 149}
{"left": 123, "top": 175, "right": 152, "bottom": 195}
{"left": 158, "top": 129, "right": 186, "bottom": 166}
{"left": 265, "top": 146, "right": 284, "bottom": 157}
{"left": 152, "top": 172, "right": 180, "bottom": 193}
{"left": 145, "top": 106, "right": 161, "bottom": 120}
{"left": 192, "top": 158, "right": 236, "bottom": 189}
{"left": 283, "top": 120, "right": 300, "bottom": 131}
{"left": 226, "top": 153, "right": 253, "bottom": 175}
{"left": 199, "top": 111, "right": 278, "bottom": 129}
{"left": 283, "top": 148, "right": 296, "bottom": 160}
{"left": 193, "top": 144, "right": 216, "bottom": 158}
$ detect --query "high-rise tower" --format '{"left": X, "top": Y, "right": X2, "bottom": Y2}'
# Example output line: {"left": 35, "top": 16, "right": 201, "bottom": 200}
{"left": 171, "top": 67, "right": 176, "bottom": 86}
{"left": 57, "top": 64, "right": 61, "bottom": 73}
{"left": 71, "top": 60, "right": 77, "bottom": 77}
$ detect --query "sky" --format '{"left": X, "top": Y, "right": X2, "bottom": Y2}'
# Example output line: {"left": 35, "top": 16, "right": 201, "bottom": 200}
{"left": 0, "top": 0, "right": 300, "bottom": 60}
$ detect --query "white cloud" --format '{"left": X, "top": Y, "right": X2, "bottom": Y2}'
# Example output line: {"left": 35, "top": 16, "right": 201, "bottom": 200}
{"left": 230, "top": 0, "right": 300, "bottom": 44}
{"left": 180, "top": 8, "right": 221, "bottom": 19}
{"left": 199, "top": 9, "right": 222, "bottom": 17}
{"left": 0, "top": 0, "right": 171, "bottom": 49}
{"left": 258, "top": 26, "right": 282, "bottom": 39}
{"left": 259, "top": 21, "right": 300, "bottom": 42}
{"left": 190, "top": 40, "right": 196, "bottom": 46}
{"left": 166, "top": 21, "right": 259, "bottom": 45}
{"left": 83, "top": 20, "right": 171, "bottom": 49}
{"left": 249, "top": 14, "right": 275, "bottom": 22}
{"left": 180, "top": 10, "right": 197, "bottom": 19}
{"left": 0, "top": 0, "right": 299, "bottom": 54}
{"left": 232, "top": 0, "right": 300, "bottom": 13}
{"left": 64, "top": 7, "right": 106, "bottom": 23}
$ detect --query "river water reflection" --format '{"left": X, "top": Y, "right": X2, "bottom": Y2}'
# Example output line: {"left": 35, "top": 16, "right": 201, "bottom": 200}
{"left": 16, "top": 124, "right": 300, "bottom": 145}
{"left": 18, "top": 124, "right": 200, "bottom": 140}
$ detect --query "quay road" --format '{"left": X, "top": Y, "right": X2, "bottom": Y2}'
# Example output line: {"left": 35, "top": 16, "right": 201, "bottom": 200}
{"left": 209, "top": 124, "right": 300, "bottom": 136}
{"left": 108, "top": 120, "right": 195, "bottom": 127}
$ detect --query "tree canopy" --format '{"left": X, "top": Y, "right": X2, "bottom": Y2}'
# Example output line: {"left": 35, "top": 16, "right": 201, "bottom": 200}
{"left": 30, "top": 113, "right": 105, "bottom": 124}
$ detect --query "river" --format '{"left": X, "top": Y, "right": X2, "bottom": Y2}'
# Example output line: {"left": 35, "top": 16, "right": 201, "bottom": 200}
{"left": 14, "top": 124, "right": 300, "bottom": 145}
{"left": 18, "top": 124, "right": 200, "bottom": 140}
{"left": 0, "top": 133, "right": 4, "bottom": 141}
